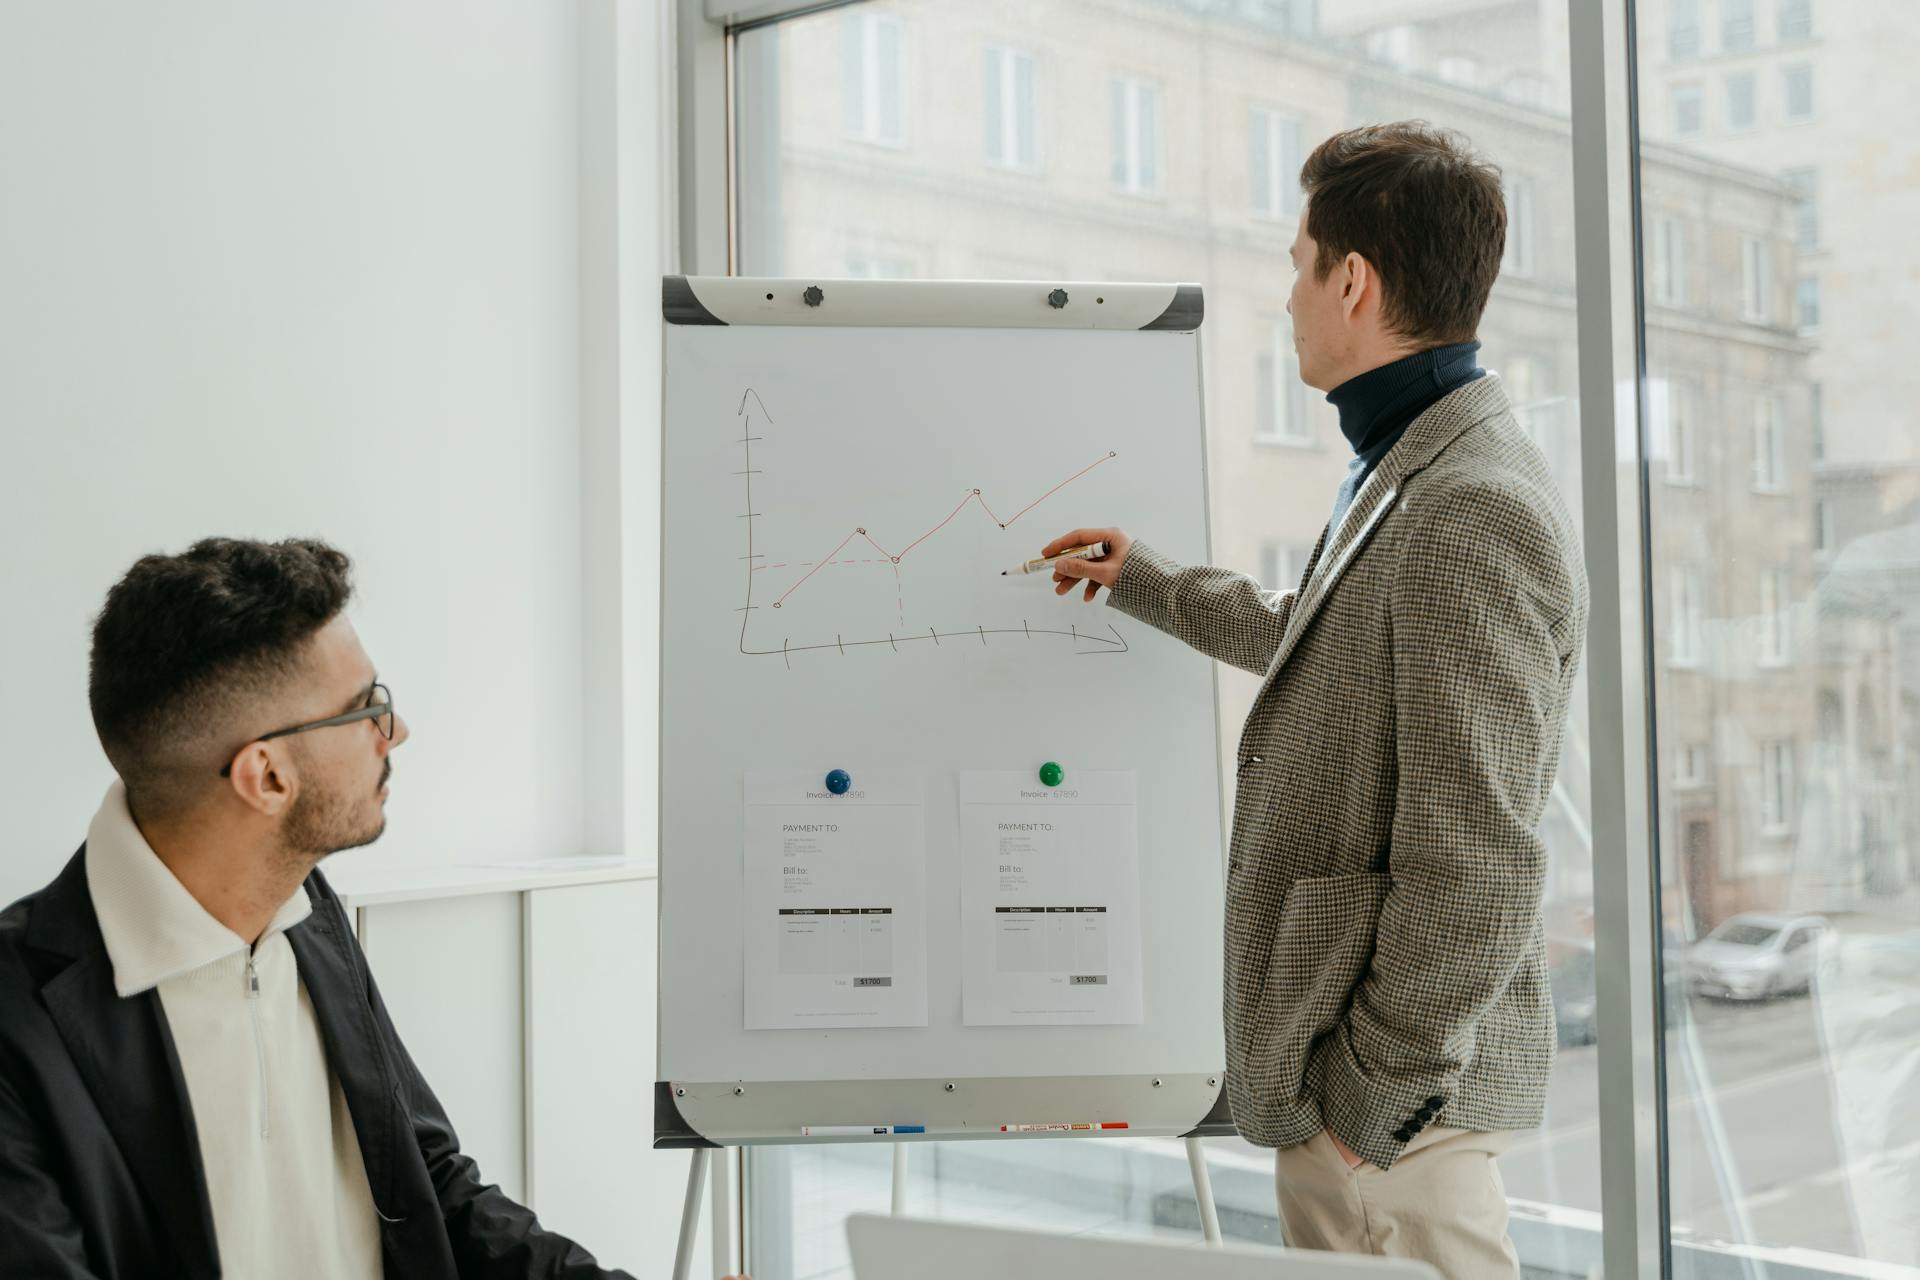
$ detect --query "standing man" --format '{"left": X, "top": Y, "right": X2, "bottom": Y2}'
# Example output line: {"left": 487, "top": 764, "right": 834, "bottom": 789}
{"left": 1046, "top": 123, "right": 1588, "bottom": 1276}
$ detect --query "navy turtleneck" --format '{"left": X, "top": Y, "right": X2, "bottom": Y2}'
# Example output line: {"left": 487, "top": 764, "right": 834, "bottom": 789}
{"left": 1323, "top": 340, "right": 1484, "bottom": 537}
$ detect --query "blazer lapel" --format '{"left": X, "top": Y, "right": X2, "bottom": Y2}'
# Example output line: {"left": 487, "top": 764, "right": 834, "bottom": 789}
{"left": 286, "top": 890, "right": 401, "bottom": 1218}
{"left": 1264, "top": 373, "right": 1515, "bottom": 679}
{"left": 31, "top": 850, "right": 221, "bottom": 1279}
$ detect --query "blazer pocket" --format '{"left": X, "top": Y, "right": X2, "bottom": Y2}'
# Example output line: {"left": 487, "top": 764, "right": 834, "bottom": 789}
{"left": 1251, "top": 872, "right": 1392, "bottom": 1104}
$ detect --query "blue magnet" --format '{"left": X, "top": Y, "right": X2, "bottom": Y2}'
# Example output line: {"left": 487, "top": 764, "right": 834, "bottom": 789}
{"left": 825, "top": 769, "right": 852, "bottom": 795}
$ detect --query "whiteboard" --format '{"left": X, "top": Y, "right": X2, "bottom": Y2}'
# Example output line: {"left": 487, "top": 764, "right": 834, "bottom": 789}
{"left": 655, "top": 277, "right": 1226, "bottom": 1147}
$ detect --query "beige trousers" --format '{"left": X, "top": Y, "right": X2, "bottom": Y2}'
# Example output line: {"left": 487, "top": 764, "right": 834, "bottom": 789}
{"left": 1273, "top": 1127, "right": 1520, "bottom": 1280}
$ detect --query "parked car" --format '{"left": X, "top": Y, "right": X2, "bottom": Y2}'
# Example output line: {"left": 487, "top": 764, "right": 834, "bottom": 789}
{"left": 1549, "top": 931, "right": 1691, "bottom": 1047}
{"left": 1686, "top": 913, "right": 1827, "bottom": 1001}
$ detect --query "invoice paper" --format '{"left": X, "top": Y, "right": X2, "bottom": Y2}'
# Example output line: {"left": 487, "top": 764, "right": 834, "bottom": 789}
{"left": 959, "top": 770, "right": 1143, "bottom": 1026}
{"left": 743, "top": 770, "right": 928, "bottom": 1030}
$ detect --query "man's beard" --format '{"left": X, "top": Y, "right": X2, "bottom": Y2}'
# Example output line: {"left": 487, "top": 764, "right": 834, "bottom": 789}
{"left": 281, "top": 763, "right": 390, "bottom": 861}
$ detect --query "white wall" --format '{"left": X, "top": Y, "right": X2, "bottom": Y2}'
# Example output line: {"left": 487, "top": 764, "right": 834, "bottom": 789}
{"left": 0, "top": 1, "right": 605, "bottom": 905}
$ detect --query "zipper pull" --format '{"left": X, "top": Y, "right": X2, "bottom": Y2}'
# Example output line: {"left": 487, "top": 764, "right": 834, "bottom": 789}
{"left": 247, "top": 957, "right": 260, "bottom": 998}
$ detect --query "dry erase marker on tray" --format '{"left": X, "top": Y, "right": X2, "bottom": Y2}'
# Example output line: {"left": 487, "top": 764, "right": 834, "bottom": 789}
{"left": 1003, "top": 541, "right": 1110, "bottom": 576}
{"left": 802, "top": 1124, "right": 925, "bottom": 1137}
{"left": 999, "top": 1121, "right": 1129, "bottom": 1133}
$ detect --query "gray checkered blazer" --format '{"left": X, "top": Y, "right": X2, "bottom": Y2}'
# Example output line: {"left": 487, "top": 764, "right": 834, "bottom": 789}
{"left": 1109, "top": 374, "right": 1587, "bottom": 1170}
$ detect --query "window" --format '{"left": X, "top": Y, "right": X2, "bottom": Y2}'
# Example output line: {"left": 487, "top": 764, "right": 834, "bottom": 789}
{"left": 1248, "top": 107, "right": 1302, "bottom": 221}
{"left": 1633, "top": 3, "right": 1920, "bottom": 1267}
{"left": 1726, "top": 71, "right": 1757, "bottom": 131}
{"left": 983, "top": 47, "right": 1037, "bottom": 171}
{"left": 844, "top": 253, "right": 911, "bottom": 279}
{"left": 1759, "top": 740, "right": 1794, "bottom": 832}
{"left": 1669, "top": 0, "right": 1701, "bottom": 59}
{"left": 1673, "top": 83, "right": 1704, "bottom": 135}
{"left": 734, "top": 6, "right": 1596, "bottom": 1273}
{"left": 1256, "top": 319, "right": 1312, "bottom": 444}
{"left": 1752, "top": 394, "right": 1787, "bottom": 490}
{"left": 1661, "top": 377, "right": 1698, "bottom": 484}
{"left": 1675, "top": 742, "right": 1709, "bottom": 789}
{"left": 1364, "top": 24, "right": 1416, "bottom": 70}
{"left": 1777, "top": 0, "right": 1814, "bottom": 41}
{"left": 1759, "top": 567, "right": 1792, "bottom": 664}
{"left": 1502, "top": 175, "right": 1536, "bottom": 278}
{"left": 1670, "top": 565, "right": 1706, "bottom": 668}
{"left": 1796, "top": 274, "right": 1821, "bottom": 332}
{"left": 1783, "top": 167, "right": 1818, "bottom": 251}
{"left": 1437, "top": 54, "right": 1478, "bottom": 88}
{"left": 1782, "top": 63, "right": 1814, "bottom": 122}
{"left": 1652, "top": 214, "right": 1686, "bottom": 306}
{"left": 1499, "top": 72, "right": 1552, "bottom": 110}
{"left": 1108, "top": 77, "right": 1159, "bottom": 194}
{"left": 843, "top": 12, "right": 905, "bottom": 147}
{"left": 1741, "top": 234, "right": 1772, "bottom": 322}
{"left": 1724, "top": 0, "right": 1757, "bottom": 51}
{"left": 1809, "top": 381, "right": 1824, "bottom": 460}
{"left": 1261, "top": 541, "right": 1312, "bottom": 592}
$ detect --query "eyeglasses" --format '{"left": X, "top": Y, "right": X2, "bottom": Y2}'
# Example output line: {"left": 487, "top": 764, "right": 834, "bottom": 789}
{"left": 220, "top": 683, "right": 395, "bottom": 778}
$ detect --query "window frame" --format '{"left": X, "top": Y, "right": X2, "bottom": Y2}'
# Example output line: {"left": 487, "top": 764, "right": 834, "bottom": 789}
{"left": 1247, "top": 104, "right": 1303, "bottom": 222}
{"left": 842, "top": 9, "right": 908, "bottom": 149}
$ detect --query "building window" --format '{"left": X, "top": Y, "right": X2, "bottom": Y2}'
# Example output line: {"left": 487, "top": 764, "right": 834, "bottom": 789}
{"left": 1726, "top": 71, "right": 1757, "bottom": 131}
{"left": 1741, "top": 234, "right": 1772, "bottom": 323}
{"left": 1759, "top": 567, "right": 1792, "bottom": 665}
{"left": 1813, "top": 498, "right": 1834, "bottom": 556}
{"left": 1783, "top": 168, "right": 1818, "bottom": 251}
{"left": 1652, "top": 214, "right": 1687, "bottom": 306}
{"left": 1256, "top": 319, "right": 1312, "bottom": 445}
{"left": 1364, "top": 24, "right": 1417, "bottom": 70}
{"left": 1662, "top": 377, "right": 1698, "bottom": 484}
{"left": 1502, "top": 176, "right": 1536, "bottom": 279}
{"left": 1499, "top": 72, "right": 1552, "bottom": 109}
{"left": 1752, "top": 394, "right": 1787, "bottom": 491}
{"left": 1782, "top": 63, "right": 1814, "bottom": 122}
{"left": 1673, "top": 84, "right": 1704, "bottom": 135}
{"left": 1109, "top": 77, "right": 1160, "bottom": 195}
{"left": 1777, "top": 0, "right": 1814, "bottom": 41}
{"left": 1670, "top": 0, "right": 1701, "bottom": 58}
{"left": 843, "top": 12, "right": 905, "bottom": 147}
{"left": 1670, "top": 565, "right": 1706, "bottom": 668}
{"left": 983, "top": 47, "right": 1038, "bottom": 171}
{"left": 844, "top": 253, "right": 912, "bottom": 279}
{"left": 1759, "top": 740, "right": 1795, "bottom": 834}
{"left": 1437, "top": 54, "right": 1478, "bottom": 88}
{"left": 1248, "top": 107, "right": 1303, "bottom": 221}
{"left": 1675, "top": 743, "right": 1709, "bottom": 789}
{"left": 1724, "top": 0, "right": 1757, "bottom": 51}
{"left": 1796, "top": 275, "right": 1821, "bottom": 333}
{"left": 1810, "top": 382, "right": 1825, "bottom": 461}
{"left": 1261, "top": 541, "right": 1312, "bottom": 592}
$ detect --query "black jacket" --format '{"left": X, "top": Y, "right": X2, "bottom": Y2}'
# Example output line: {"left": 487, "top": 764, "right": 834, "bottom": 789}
{"left": 0, "top": 847, "right": 636, "bottom": 1279}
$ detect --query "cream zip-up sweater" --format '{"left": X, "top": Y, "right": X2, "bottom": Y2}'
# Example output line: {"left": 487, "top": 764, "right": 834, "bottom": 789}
{"left": 84, "top": 782, "right": 382, "bottom": 1278}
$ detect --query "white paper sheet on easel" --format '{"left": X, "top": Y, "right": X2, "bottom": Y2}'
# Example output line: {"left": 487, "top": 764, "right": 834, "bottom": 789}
{"left": 959, "top": 770, "right": 1143, "bottom": 1026}
{"left": 743, "top": 770, "right": 928, "bottom": 1030}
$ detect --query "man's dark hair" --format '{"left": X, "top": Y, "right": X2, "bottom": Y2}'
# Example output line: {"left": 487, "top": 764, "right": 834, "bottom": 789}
{"left": 1300, "top": 121, "right": 1506, "bottom": 346}
{"left": 89, "top": 538, "right": 354, "bottom": 817}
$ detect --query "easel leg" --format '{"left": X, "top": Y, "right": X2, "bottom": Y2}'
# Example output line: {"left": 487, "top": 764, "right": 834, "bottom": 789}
{"left": 672, "top": 1148, "right": 712, "bottom": 1280}
{"left": 1184, "top": 1136, "right": 1223, "bottom": 1248}
{"left": 891, "top": 1141, "right": 910, "bottom": 1216}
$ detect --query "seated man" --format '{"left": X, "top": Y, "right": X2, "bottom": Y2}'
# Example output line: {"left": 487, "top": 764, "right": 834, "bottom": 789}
{"left": 0, "top": 537, "right": 690, "bottom": 1278}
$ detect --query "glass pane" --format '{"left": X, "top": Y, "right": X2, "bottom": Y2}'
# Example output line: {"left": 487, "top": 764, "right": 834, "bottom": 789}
{"left": 1636, "top": 0, "right": 1920, "bottom": 1269}
{"left": 735, "top": 2, "right": 1595, "bottom": 1274}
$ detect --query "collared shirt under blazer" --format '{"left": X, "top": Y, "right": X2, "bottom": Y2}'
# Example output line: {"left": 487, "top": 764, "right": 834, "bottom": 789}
{"left": 1108, "top": 374, "right": 1588, "bottom": 1170}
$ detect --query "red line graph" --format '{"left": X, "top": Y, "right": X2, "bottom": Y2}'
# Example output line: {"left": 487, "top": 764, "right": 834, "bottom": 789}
{"left": 767, "top": 450, "right": 1120, "bottom": 611}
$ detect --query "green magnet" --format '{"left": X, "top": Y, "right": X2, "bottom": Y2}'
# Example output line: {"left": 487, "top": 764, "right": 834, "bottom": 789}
{"left": 1038, "top": 761, "right": 1064, "bottom": 787}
